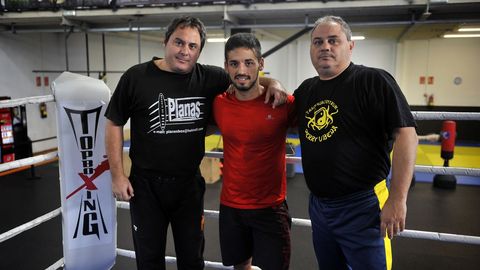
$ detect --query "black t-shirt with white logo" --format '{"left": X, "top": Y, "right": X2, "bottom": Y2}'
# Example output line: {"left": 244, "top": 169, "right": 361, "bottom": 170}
{"left": 294, "top": 63, "right": 416, "bottom": 198}
{"left": 105, "top": 57, "right": 229, "bottom": 176}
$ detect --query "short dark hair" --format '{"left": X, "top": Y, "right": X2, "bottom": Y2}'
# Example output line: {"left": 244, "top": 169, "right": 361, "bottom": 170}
{"left": 225, "top": 33, "right": 262, "bottom": 60}
{"left": 164, "top": 16, "right": 207, "bottom": 51}
{"left": 312, "top": 15, "right": 352, "bottom": 41}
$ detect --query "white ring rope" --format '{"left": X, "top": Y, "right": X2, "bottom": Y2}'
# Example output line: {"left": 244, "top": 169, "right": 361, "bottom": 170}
{"left": 1, "top": 205, "right": 248, "bottom": 270}
{"left": 126, "top": 146, "right": 480, "bottom": 177}
{"left": 115, "top": 248, "right": 262, "bottom": 270}
{"left": 209, "top": 151, "right": 480, "bottom": 177}
{"left": 397, "top": 229, "right": 480, "bottom": 245}
{"left": 0, "top": 151, "right": 58, "bottom": 173}
{"left": 2, "top": 96, "right": 480, "bottom": 122}
{"left": 204, "top": 151, "right": 480, "bottom": 177}
{"left": 45, "top": 252, "right": 262, "bottom": 270}
{"left": 0, "top": 208, "right": 61, "bottom": 243}
{"left": 0, "top": 94, "right": 55, "bottom": 109}
{"left": 1, "top": 96, "right": 479, "bottom": 269}
{"left": 205, "top": 150, "right": 304, "bottom": 165}
{"left": 116, "top": 202, "right": 480, "bottom": 245}
{"left": 412, "top": 111, "right": 480, "bottom": 121}
{"left": 45, "top": 258, "right": 64, "bottom": 270}
{"left": 2, "top": 187, "right": 478, "bottom": 270}
{"left": 415, "top": 165, "right": 480, "bottom": 177}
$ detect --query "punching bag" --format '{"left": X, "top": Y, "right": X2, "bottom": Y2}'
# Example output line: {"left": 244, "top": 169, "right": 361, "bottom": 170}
{"left": 53, "top": 72, "right": 116, "bottom": 269}
{"left": 440, "top": 120, "right": 456, "bottom": 164}
{"left": 434, "top": 120, "right": 457, "bottom": 189}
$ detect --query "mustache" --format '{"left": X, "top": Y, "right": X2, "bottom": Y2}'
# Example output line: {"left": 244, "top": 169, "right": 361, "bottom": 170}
{"left": 319, "top": 53, "right": 334, "bottom": 58}
{"left": 176, "top": 55, "right": 190, "bottom": 61}
{"left": 234, "top": 74, "right": 251, "bottom": 80}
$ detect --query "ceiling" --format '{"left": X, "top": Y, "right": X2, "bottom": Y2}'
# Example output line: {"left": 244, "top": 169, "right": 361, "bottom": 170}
{"left": 1, "top": 0, "right": 480, "bottom": 41}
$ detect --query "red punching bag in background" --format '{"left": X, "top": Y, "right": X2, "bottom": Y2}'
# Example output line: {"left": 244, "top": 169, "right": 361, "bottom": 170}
{"left": 440, "top": 120, "right": 456, "bottom": 166}
{"left": 434, "top": 120, "right": 457, "bottom": 189}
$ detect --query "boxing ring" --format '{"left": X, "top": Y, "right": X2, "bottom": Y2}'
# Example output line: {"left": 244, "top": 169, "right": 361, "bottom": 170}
{"left": 1, "top": 94, "right": 480, "bottom": 269}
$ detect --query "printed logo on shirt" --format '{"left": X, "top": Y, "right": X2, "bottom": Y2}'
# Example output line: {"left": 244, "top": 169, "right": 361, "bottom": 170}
{"left": 63, "top": 106, "right": 110, "bottom": 240}
{"left": 265, "top": 114, "right": 274, "bottom": 120}
{"left": 148, "top": 93, "right": 205, "bottom": 134}
{"left": 304, "top": 100, "right": 339, "bottom": 143}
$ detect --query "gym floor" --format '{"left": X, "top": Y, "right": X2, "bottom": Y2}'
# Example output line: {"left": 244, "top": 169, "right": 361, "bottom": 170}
{"left": 1, "top": 157, "right": 479, "bottom": 270}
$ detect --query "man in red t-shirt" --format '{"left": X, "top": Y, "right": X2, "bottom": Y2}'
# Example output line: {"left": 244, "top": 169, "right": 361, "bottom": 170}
{"left": 212, "top": 33, "right": 295, "bottom": 270}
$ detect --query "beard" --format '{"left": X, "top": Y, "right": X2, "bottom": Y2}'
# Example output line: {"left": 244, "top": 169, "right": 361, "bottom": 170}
{"left": 232, "top": 73, "right": 259, "bottom": 92}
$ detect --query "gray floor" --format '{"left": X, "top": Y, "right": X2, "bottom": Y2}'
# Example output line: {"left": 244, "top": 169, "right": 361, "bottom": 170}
{"left": 1, "top": 162, "right": 480, "bottom": 269}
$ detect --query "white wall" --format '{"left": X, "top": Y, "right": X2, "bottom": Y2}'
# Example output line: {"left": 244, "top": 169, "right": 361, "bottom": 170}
{"left": 258, "top": 40, "right": 291, "bottom": 91}
{"left": 198, "top": 41, "right": 225, "bottom": 68}
{"left": 1, "top": 30, "right": 479, "bottom": 153}
{"left": 1, "top": 32, "right": 63, "bottom": 152}
{"left": 398, "top": 38, "right": 480, "bottom": 106}
{"left": 0, "top": 31, "right": 164, "bottom": 153}
{"left": 270, "top": 38, "right": 398, "bottom": 93}
{"left": 199, "top": 39, "right": 293, "bottom": 91}
{"left": 351, "top": 38, "right": 397, "bottom": 76}
{"left": 294, "top": 40, "right": 317, "bottom": 89}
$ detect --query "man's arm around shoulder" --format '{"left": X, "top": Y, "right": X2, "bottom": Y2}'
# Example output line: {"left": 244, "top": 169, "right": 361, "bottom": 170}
{"left": 259, "top": 77, "right": 288, "bottom": 108}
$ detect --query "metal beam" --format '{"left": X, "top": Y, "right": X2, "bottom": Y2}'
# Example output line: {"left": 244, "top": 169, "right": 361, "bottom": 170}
{"left": 262, "top": 26, "right": 312, "bottom": 58}
{"left": 85, "top": 32, "right": 90, "bottom": 76}
{"left": 3, "top": 17, "right": 480, "bottom": 34}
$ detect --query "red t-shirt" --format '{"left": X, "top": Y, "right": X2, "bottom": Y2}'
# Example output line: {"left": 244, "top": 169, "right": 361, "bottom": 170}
{"left": 213, "top": 92, "right": 295, "bottom": 209}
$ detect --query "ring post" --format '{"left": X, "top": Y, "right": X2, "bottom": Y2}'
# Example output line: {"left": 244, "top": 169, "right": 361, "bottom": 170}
{"left": 52, "top": 72, "right": 116, "bottom": 269}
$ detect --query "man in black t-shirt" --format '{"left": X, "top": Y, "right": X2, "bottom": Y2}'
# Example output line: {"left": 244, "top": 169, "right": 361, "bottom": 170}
{"left": 105, "top": 16, "right": 286, "bottom": 270}
{"left": 293, "top": 15, "right": 418, "bottom": 270}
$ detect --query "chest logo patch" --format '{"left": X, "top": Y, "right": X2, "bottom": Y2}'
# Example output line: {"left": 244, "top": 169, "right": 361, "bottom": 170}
{"left": 148, "top": 93, "right": 205, "bottom": 134}
{"left": 304, "top": 100, "right": 339, "bottom": 143}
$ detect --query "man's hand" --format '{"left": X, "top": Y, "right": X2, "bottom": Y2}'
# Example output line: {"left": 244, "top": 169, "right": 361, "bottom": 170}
{"left": 380, "top": 197, "right": 407, "bottom": 239}
{"left": 259, "top": 77, "right": 288, "bottom": 108}
{"left": 226, "top": 84, "right": 235, "bottom": 95}
{"left": 112, "top": 175, "right": 134, "bottom": 201}
{"left": 381, "top": 126, "right": 417, "bottom": 239}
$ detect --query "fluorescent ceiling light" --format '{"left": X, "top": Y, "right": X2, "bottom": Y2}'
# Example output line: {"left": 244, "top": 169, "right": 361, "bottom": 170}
{"left": 351, "top": 36, "right": 365, "bottom": 41}
{"left": 458, "top": 27, "right": 480, "bottom": 32}
{"left": 443, "top": 33, "right": 480, "bottom": 38}
{"left": 207, "top": 38, "right": 228, "bottom": 43}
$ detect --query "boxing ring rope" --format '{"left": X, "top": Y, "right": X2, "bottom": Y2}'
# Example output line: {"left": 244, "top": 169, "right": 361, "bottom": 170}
{"left": 1, "top": 95, "right": 480, "bottom": 269}
{"left": 412, "top": 111, "right": 480, "bottom": 121}
{"left": 0, "top": 94, "right": 55, "bottom": 109}
{"left": 0, "top": 208, "right": 61, "bottom": 243}
{"left": 44, "top": 251, "right": 252, "bottom": 270}
{"left": 2, "top": 94, "right": 480, "bottom": 121}
{"left": 116, "top": 248, "right": 262, "bottom": 270}
{"left": 116, "top": 201, "right": 480, "bottom": 246}
{"left": 0, "top": 151, "right": 58, "bottom": 173}
{"left": 205, "top": 151, "right": 480, "bottom": 177}
{"left": 45, "top": 258, "right": 65, "bottom": 270}
{"left": 415, "top": 165, "right": 480, "bottom": 177}
{"left": 1, "top": 197, "right": 479, "bottom": 270}
{"left": 2, "top": 150, "right": 479, "bottom": 178}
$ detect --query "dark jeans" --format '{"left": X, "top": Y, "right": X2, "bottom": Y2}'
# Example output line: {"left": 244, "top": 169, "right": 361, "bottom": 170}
{"left": 129, "top": 167, "right": 206, "bottom": 270}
